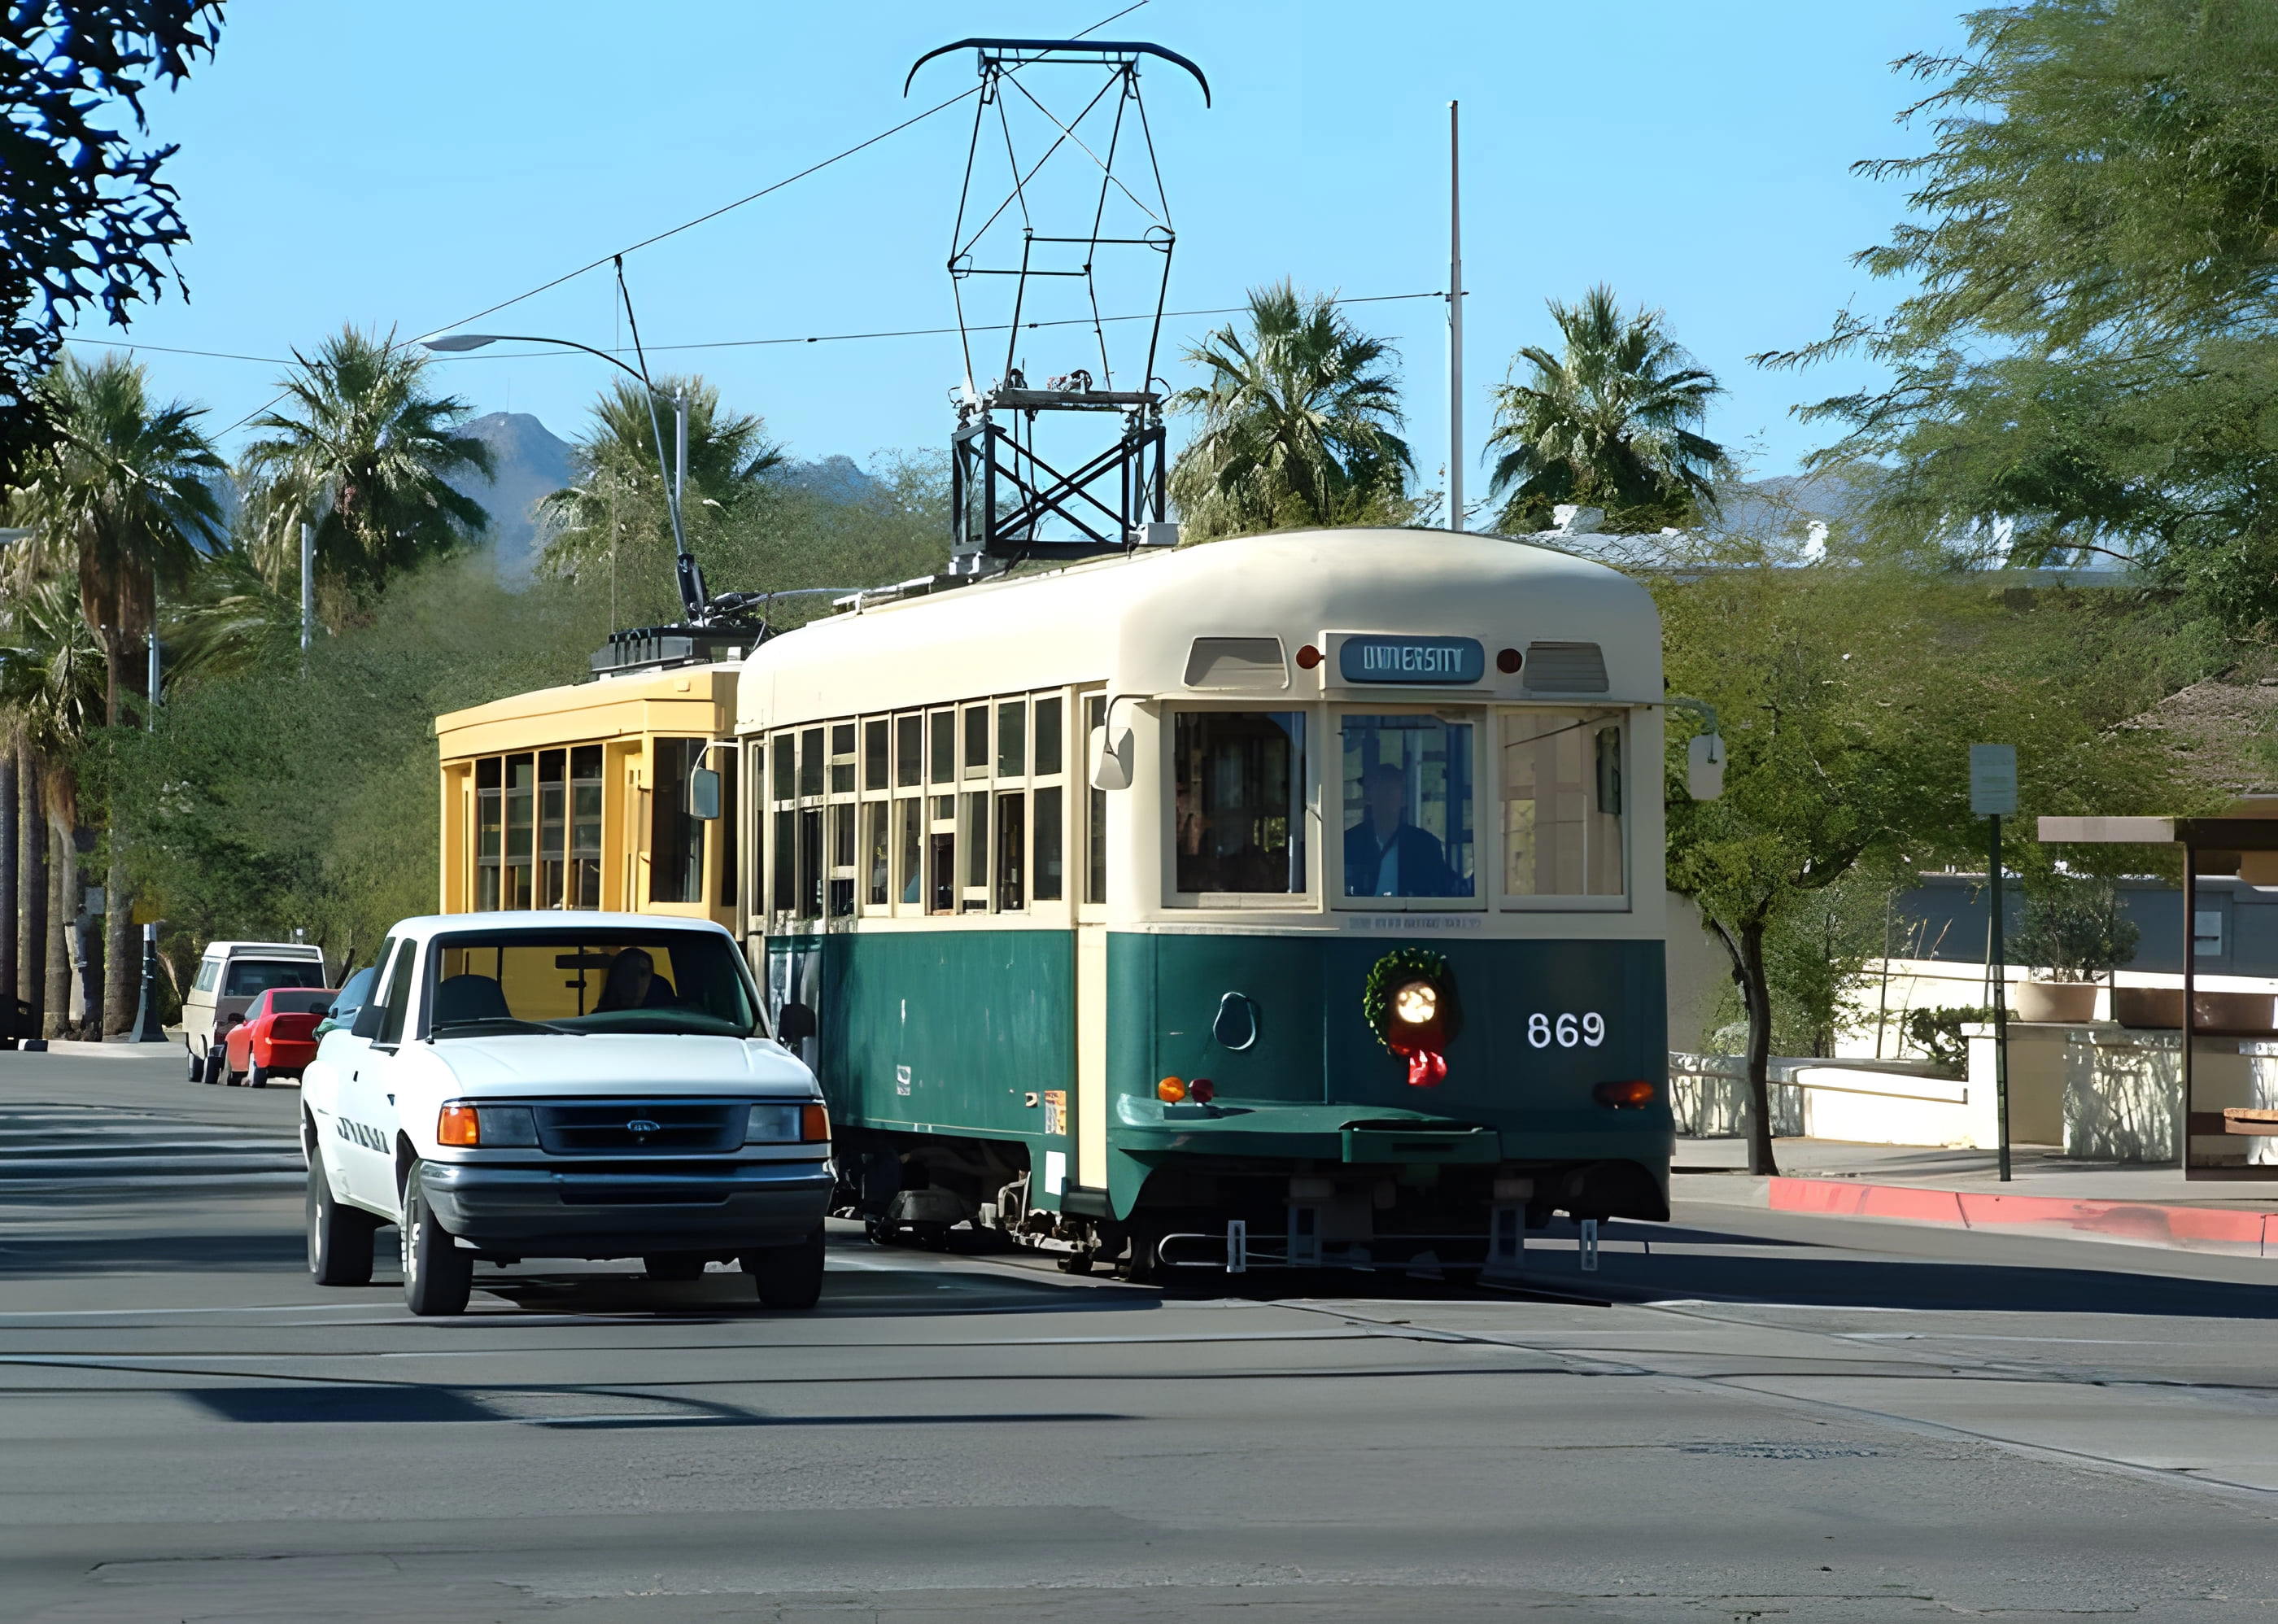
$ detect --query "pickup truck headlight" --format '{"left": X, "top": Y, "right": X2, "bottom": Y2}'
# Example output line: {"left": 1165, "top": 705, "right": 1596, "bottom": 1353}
{"left": 436, "top": 1102, "right": 539, "bottom": 1148}
{"left": 746, "top": 1102, "right": 830, "bottom": 1144}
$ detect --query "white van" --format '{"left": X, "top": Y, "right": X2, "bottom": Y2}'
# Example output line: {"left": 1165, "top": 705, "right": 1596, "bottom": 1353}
{"left": 183, "top": 941, "right": 328, "bottom": 1085}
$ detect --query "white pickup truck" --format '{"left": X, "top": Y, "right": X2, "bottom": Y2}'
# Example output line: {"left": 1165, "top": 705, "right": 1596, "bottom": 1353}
{"left": 299, "top": 911, "right": 832, "bottom": 1316}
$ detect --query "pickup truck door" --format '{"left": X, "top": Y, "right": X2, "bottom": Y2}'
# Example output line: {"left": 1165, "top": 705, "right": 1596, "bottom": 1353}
{"left": 308, "top": 955, "right": 382, "bottom": 1204}
{"left": 337, "top": 939, "right": 418, "bottom": 1211}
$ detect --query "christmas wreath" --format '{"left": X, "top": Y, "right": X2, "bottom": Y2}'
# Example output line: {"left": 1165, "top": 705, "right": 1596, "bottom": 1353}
{"left": 1362, "top": 946, "right": 1464, "bottom": 1088}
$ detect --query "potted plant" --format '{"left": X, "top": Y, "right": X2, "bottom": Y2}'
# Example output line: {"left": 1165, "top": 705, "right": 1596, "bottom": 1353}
{"left": 2010, "top": 879, "right": 2137, "bottom": 1023}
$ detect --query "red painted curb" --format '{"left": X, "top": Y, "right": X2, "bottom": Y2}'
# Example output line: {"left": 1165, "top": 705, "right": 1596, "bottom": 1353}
{"left": 1767, "top": 1177, "right": 2275, "bottom": 1257}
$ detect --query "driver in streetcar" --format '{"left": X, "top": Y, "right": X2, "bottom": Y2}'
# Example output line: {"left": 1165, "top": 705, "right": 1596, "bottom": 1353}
{"left": 1345, "top": 761, "right": 1462, "bottom": 897}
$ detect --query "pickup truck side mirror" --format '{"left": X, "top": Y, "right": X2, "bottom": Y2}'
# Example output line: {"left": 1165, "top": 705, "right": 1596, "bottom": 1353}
{"left": 777, "top": 1001, "right": 818, "bottom": 1043}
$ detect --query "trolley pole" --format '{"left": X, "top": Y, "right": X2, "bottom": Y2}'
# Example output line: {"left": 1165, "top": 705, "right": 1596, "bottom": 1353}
{"left": 1970, "top": 744, "right": 2018, "bottom": 1182}
{"left": 1446, "top": 100, "right": 1464, "bottom": 533}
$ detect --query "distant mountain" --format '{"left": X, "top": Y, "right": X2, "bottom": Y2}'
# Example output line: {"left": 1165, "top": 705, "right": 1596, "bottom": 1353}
{"left": 452, "top": 412, "right": 574, "bottom": 583}
{"left": 772, "top": 454, "right": 882, "bottom": 505}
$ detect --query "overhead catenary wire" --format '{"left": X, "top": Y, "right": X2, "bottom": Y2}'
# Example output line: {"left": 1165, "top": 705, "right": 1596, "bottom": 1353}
{"left": 80, "top": 292, "right": 1447, "bottom": 375}
{"left": 203, "top": 1, "right": 1155, "bottom": 439}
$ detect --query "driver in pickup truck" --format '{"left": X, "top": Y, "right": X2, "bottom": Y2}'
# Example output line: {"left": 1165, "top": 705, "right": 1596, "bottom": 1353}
{"left": 595, "top": 947, "right": 679, "bottom": 1011}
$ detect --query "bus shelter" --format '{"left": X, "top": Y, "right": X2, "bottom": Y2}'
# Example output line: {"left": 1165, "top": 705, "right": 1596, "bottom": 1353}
{"left": 2039, "top": 814, "right": 2278, "bottom": 1180}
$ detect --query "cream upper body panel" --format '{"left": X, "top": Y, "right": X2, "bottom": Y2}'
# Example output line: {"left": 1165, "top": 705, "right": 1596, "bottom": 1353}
{"left": 729, "top": 529, "right": 1668, "bottom": 941}
{"left": 731, "top": 528, "right": 1662, "bottom": 730}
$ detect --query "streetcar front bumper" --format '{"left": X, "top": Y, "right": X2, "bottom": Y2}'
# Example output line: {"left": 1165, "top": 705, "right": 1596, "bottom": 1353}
{"left": 1115, "top": 1098, "right": 1670, "bottom": 1162}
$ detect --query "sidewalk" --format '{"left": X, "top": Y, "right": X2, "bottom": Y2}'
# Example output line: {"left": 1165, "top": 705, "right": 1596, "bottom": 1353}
{"left": 1674, "top": 1137, "right": 2278, "bottom": 1259}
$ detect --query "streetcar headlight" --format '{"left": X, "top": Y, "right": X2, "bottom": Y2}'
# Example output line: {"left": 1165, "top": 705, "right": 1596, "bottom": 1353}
{"left": 1157, "top": 1076, "right": 1188, "bottom": 1102}
{"left": 1393, "top": 981, "right": 1438, "bottom": 1024}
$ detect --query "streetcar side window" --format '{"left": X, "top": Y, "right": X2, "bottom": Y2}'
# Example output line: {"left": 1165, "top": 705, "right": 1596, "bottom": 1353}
{"left": 763, "top": 689, "right": 1080, "bottom": 922}
{"left": 1499, "top": 709, "right": 1626, "bottom": 901}
{"left": 896, "top": 714, "right": 923, "bottom": 788}
{"left": 929, "top": 710, "right": 955, "bottom": 786}
{"left": 863, "top": 719, "right": 889, "bottom": 792}
{"left": 1171, "top": 710, "right": 1307, "bottom": 896}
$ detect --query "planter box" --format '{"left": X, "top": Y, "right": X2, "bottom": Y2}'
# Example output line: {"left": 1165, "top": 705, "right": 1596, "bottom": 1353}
{"left": 2110, "top": 987, "right": 2277, "bottom": 1035}
{"left": 2014, "top": 981, "right": 2098, "bottom": 1024}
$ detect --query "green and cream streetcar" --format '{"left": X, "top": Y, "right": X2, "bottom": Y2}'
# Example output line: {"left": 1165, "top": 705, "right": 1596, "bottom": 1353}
{"left": 732, "top": 526, "right": 1674, "bottom": 1273}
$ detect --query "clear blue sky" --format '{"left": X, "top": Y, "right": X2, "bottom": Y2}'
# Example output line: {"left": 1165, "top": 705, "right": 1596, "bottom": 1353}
{"left": 72, "top": 0, "right": 1966, "bottom": 493}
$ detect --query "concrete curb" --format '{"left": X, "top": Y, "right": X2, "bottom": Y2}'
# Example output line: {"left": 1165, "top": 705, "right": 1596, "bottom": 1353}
{"left": 1768, "top": 1175, "right": 2276, "bottom": 1259}
{"left": 8, "top": 1039, "right": 181, "bottom": 1059}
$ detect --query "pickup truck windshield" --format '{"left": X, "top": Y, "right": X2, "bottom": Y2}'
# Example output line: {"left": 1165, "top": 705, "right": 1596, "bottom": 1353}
{"left": 424, "top": 929, "right": 762, "bottom": 1040}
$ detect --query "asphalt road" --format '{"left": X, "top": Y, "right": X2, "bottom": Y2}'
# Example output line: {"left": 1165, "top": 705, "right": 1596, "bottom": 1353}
{"left": 2, "top": 1052, "right": 2274, "bottom": 1622}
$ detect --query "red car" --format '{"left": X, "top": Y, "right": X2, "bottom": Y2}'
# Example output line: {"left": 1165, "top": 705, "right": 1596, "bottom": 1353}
{"left": 221, "top": 987, "right": 338, "bottom": 1087}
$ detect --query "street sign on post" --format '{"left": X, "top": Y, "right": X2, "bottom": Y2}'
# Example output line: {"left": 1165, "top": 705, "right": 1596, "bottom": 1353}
{"left": 1970, "top": 744, "right": 2018, "bottom": 816}
{"left": 1971, "top": 744, "right": 2016, "bottom": 1181}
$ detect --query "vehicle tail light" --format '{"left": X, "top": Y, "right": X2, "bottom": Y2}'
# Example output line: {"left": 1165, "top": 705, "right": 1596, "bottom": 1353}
{"left": 1188, "top": 1078, "right": 1215, "bottom": 1104}
{"left": 438, "top": 1103, "right": 480, "bottom": 1146}
{"left": 1157, "top": 1076, "right": 1187, "bottom": 1102}
{"left": 1593, "top": 1080, "right": 1657, "bottom": 1109}
{"left": 801, "top": 1102, "right": 831, "bottom": 1143}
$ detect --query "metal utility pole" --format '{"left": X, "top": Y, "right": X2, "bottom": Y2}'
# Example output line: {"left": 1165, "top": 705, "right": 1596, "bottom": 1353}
{"left": 132, "top": 921, "right": 163, "bottom": 1041}
{"left": 1447, "top": 99, "right": 1465, "bottom": 533}
{"left": 299, "top": 521, "right": 314, "bottom": 653}
{"left": 145, "top": 620, "right": 159, "bottom": 731}
{"left": 1970, "top": 744, "right": 2018, "bottom": 1181}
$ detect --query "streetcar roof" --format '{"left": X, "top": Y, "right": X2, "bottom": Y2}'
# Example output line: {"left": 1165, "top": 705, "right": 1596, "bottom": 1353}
{"left": 735, "top": 526, "right": 1661, "bottom": 731}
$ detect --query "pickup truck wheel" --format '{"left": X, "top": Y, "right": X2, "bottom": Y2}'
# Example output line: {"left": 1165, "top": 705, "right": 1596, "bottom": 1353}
{"left": 644, "top": 1253, "right": 706, "bottom": 1281}
{"left": 201, "top": 1047, "right": 224, "bottom": 1085}
{"left": 307, "top": 1155, "right": 377, "bottom": 1286}
{"left": 247, "top": 1062, "right": 270, "bottom": 1089}
{"left": 400, "top": 1165, "right": 473, "bottom": 1316}
{"left": 742, "top": 1228, "right": 825, "bottom": 1309}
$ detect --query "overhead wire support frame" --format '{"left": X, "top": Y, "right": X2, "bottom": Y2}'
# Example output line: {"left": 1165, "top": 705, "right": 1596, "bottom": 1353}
{"left": 908, "top": 38, "right": 1209, "bottom": 571}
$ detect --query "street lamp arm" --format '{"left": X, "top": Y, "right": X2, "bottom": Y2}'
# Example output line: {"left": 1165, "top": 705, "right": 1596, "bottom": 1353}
{"left": 423, "top": 329, "right": 710, "bottom": 624}
{"left": 439, "top": 334, "right": 657, "bottom": 390}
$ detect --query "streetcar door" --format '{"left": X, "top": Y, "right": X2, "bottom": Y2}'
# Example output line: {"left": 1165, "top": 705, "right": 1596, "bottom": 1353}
{"left": 1074, "top": 920, "right": 1109, "bottom": 1191}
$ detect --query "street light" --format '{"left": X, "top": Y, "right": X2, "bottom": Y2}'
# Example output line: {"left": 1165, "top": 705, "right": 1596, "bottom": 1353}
{"left": 417, "top": 331, "right": 708, "bottom": 622}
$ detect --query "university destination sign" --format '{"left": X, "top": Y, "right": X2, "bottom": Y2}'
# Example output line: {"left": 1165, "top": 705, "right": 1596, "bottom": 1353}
{"left": 1338, "top": 635, "right": 1485, "bottom": 686}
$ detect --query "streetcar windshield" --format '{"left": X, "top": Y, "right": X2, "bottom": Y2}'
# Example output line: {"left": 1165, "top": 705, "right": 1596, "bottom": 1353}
{"left": 1500, "top": 709, "right": 1626, "bottom": 898}
{"left": 423, "top": 929, "right": 762, "bottom": 1039}
{"left": 1340, "top": 714, "right": 1477, "bottom": 898}
{"left": 1172, "top": 711, "right": 1307, "bottom": 893}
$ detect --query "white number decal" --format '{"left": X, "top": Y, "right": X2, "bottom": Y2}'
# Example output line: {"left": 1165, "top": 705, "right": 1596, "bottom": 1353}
{"left": 1528, "top": 1011, "right": 1608, "bottom": 1049}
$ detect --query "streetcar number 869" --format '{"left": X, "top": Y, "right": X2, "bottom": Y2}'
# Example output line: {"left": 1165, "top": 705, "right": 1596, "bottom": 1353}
{"left": 1527, "top": 1012, "right": 1605, "bottom": 1049}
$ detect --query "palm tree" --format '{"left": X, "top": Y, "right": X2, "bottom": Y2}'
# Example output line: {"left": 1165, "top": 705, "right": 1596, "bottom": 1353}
{"left": 238, "top": 326, "right": 493, "bottom": 602}
{"left": 0, "top": 576, "right": 107, "bottom": 1036}
{"left": 4, "top": 355, "right": 225, "bottom": 723}
{"left": 1485, "top": 285, "right": 1727, "bottom": 535}
{"left": 535, "top": 374, "right": 783, "bottom": 583}
{"left": 1167, "top": 282, "right": 1414, "bottom": 543}
{"left": 4, "top": 353, "right": 224, "bottom": 1033}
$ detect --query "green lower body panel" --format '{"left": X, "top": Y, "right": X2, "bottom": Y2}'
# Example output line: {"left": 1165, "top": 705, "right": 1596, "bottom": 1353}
{"left": 769, "top": 926, "right": 1670, "bottom": 1225}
